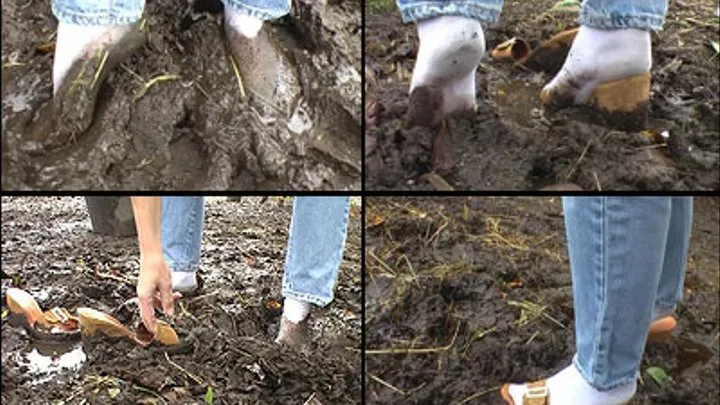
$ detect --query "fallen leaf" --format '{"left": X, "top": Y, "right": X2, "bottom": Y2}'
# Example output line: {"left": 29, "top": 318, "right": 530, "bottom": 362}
{"left": 205, "top": 385, "right": 214, "bottom": 404}
{"left": 369, "top": 215, "right": 385, "bottom": 227}
{"left": 646, "top": 366, "right": 669, "bottom": 385}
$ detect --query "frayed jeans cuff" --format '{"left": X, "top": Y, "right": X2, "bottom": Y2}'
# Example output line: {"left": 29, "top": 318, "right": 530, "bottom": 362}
{"left": 282, "top": 287, "right": 332, "bottom": 307}
{"left": 399, "top": 2, "right": 501, "bottom": 24}
{"left": 573, "top": 355, "right": 638, "bottom": 391}
{"left": 580, "top": 11, "right": 664, "bottom": 31}
{"left": 652, "top": 303, "right": 676, "bottom": 320}
{"left": 168, "top": 262, "right": 199, "bottom": 273}
{"left": 223, "top": 0, "right": 289, "bottom": 21}
{"left": 52, "top": 5, "right": 143, "bottom": 25}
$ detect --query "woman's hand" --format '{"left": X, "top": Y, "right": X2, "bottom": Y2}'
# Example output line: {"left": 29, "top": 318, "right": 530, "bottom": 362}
{"left": 137, "top": 253, "right": 174, "bottom": 332}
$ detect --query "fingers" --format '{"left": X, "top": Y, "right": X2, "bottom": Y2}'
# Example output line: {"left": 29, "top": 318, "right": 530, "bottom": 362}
{"left": 160, "top": 279, "right": 174, "bottom": 318}
{"left": 138, "top": 291, "right": 156, "bottom": 332}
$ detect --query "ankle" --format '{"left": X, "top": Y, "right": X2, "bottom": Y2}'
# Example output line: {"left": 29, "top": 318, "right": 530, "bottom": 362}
{"left": 283, "top": 297, "right": 311, "bottom": 323}
{"left": 225, "top": 9, "right": 264, "bottom": 38}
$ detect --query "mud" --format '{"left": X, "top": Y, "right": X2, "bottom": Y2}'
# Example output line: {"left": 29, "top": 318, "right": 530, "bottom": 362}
{"left": 1, "top": 196, "right": 361, "bottom": 404}
{"left": 365, "top": 197, "right": 719, "bottom": 404}
{"left": 1, "top": 0, "right": 360, "bottom": 190}
{"left": 365, "top": 0, "right": 720, "bottom": 190}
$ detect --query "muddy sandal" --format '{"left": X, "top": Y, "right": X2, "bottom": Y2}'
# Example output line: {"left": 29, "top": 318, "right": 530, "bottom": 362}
{"left": 500, "top": 380, "right": 549, "bottom": 405}
{"left": 648, "top": 315, "right": 677, "bottom": 343}
{"left": 77, "top": 307, "right": 179, "bottom": 347}
{"left": 48, "top": 20, "right": 147, "bottom": 149}
{"left": 5, "top": 288, "right": 81, "bottom": 341}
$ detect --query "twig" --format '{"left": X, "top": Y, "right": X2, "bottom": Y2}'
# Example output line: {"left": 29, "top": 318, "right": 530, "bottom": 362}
{"left": 186, "top": 290, "right": 221, "bottom": 305}
{"left": 134, "top": 74, "right": 181, "bottom": 101}
{"left": 369, "top": 373, "right": 406, "bottom": 395}
{"left": 453, "top": 386, "right": 500, "bottom": 404}
{"left": 592, "top": 171, "right": 602, "bottom": 191}
{"left": 228, "top": 54, "right": 246, "bottom": 99}
{"left": 565, "top": 139, "right": 592, "bottom": 180}
{"left": 368, "top": 250, "right": 397, "bottom": 276}
{"left": 302, "top": 392, "right": 317, "bottom": 405}
{"left": 526, "top": 331, "right": 540, "bottom": 345}
{"left": 426, "top": 220, "right": 449, "bottom": 247}
{"left": 365, "top": 322, "right": 461, "bottom": 355}
{"left": 133, "top": 385, "right": 168, "bottom": 405}
{"left": 165, "top": 352, "right": 204, "bottom": 385}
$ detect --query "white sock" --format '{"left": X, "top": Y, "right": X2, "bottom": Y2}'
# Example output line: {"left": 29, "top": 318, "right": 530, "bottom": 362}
{"left": 171, "top": 271, "right": 197, "bottom": 293}
{"left": 410, "top": 16, "right": 485, "bottom": 114}
{"left": 53, "top": 22, "right": 132, "bottom": 94}
{"left": 543, "top": 26, "right": 651, "bottom": 104}
{"left": 508, "top": 364, "right": 636, "bottom": 405}
{"left": 283, "top": 297, "right": 311, "bottom": 324}
{"left": 225, "top": 9, "right": 264, "bottom": 39}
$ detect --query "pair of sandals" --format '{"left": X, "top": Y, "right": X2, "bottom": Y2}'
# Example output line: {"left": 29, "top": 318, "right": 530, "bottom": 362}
{"left": 5, "top": 287, "right": 179, "bottom": 347}
{"left": 499, "top": 316, "right": 678, "bottom": 405}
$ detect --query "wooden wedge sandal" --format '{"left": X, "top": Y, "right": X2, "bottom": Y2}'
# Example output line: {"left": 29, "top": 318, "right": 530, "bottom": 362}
{"left": 648, "top": 315, "right": 677, "bottom": 343}
{"left": 77, "top": 307, "right": 179, "bottom": 347}
{"left": 5, "top": 288, "right": 81, "bottom": 340}
{"left": 500, "top": 380, "right": 550, "bottom": 405}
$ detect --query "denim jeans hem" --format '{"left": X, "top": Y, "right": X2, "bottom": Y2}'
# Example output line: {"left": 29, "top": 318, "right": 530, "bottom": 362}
{"left": 399, "top": 2, "right": 501, "bottom": 23}
{"left": 52, "top": 5, "right": 143, "bottom": 25}
{"left": 580, "top": 11, "right": 664, "bottom": 31}
{"left": 653, "top": 303, "right": 676, "bottom": 314}
{"left": 223, "top": 0, "right": 289, "bottom": 21}
{"left": 573, "top": 355, "right": 637, "bottom": 391}
{"left": 168, "top": 262, "right": 199, "bottom": 273}
{"left": 282, "top": 287, "right": 332, "bottom": 307}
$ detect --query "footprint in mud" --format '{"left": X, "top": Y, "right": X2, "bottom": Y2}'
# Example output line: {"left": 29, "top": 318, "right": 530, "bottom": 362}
{"left": 672, "top": 337, "right": 713, "bottom": 375}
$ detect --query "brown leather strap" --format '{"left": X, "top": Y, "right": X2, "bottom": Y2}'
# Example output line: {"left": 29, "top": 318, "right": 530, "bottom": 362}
{"left": 523, "top": 380, "right": 548, "bottom": 405}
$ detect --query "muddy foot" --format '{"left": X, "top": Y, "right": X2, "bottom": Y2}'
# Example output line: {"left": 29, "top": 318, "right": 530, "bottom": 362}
{"left": 432, "top": 120, "right": 453, "bottom": 173}
{"left": 48, "top": 23, "right": 146, "bottom": 149}
{"left": 404, "top": 85, "right": 444, "bottom": 129}
{"left": 224, "top": 22, "right": 301, "bottom": 115}
{"left": 275, "top": 315, "right": 309, "bottom": 348}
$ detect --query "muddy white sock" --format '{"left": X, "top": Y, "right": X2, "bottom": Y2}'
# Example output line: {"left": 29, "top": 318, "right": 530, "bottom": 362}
{"left": 411, "top": 16, "right": 485, "bottom": 93}
{"left": 283, "top": 297, "right": 310, "bottom": 323}
{"left": 171, "top": 271, "right": 197, "bottom": 293}
{"left": 225, "top": 9, "right": 264, "bottom": 39}
{"left": 543, "top": 25, "right": 651, "bottom": 104}
{"left": 53, "top": 22, "right": 132, "bottom": 94}
{"left": 508, "top": 364, "right": 636, "bottom": 405}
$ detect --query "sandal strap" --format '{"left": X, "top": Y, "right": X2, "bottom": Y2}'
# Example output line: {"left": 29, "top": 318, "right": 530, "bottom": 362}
{"left": 523, "top": 380, "right": 548, "bottom": 405}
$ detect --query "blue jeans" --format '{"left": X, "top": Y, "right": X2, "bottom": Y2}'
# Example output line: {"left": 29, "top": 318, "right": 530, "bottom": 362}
{"left": 397, "top": 0, "right": 668, "bottom": 30}
{"left": 52, "top": 0, "right": 290, "bottom": 25}
{"left": 563, "top": 196, "right": 692, "bottom": 390}
{"left": 161, "top": 196, "right": 350, "bottom": 306}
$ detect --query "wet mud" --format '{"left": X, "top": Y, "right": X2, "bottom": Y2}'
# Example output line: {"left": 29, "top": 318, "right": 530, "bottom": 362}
{"left": 365, "top": 197, "right": 719, "bottom": 404}
{"left": 365, "top": 0, "right": 719, "bottom": 190}
{"left": 1, "top": 0, "right": 361, "bottom": 190}
{"left": 1, "top": 197, "right": 361, "bottom": 404}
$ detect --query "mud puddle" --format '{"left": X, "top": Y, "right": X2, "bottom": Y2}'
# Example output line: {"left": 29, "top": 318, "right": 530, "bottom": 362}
{"left": 1, "top": 0, "right": 361, "bottom": 190}
{"left": 365, "top": 196, "right": 720, "bottom": 404}
{"left": 2, "top": 196, "right": 361, "bottom": 404}
{"left": 365, "top": 0, "right": 719, "bottom": 190}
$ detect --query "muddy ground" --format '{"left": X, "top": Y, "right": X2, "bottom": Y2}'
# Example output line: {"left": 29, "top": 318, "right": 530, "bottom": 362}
{"left": 1, "top": 0, "right": 360, "bottom": 190}
{"left": 365, "top": 197, "right": 719, "bottom": 404}
{"left": 365, "top": 0, "right": 720, "bottom": 190}
{"left": 1, "top": 196, "right": 361, "bottom": 404}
